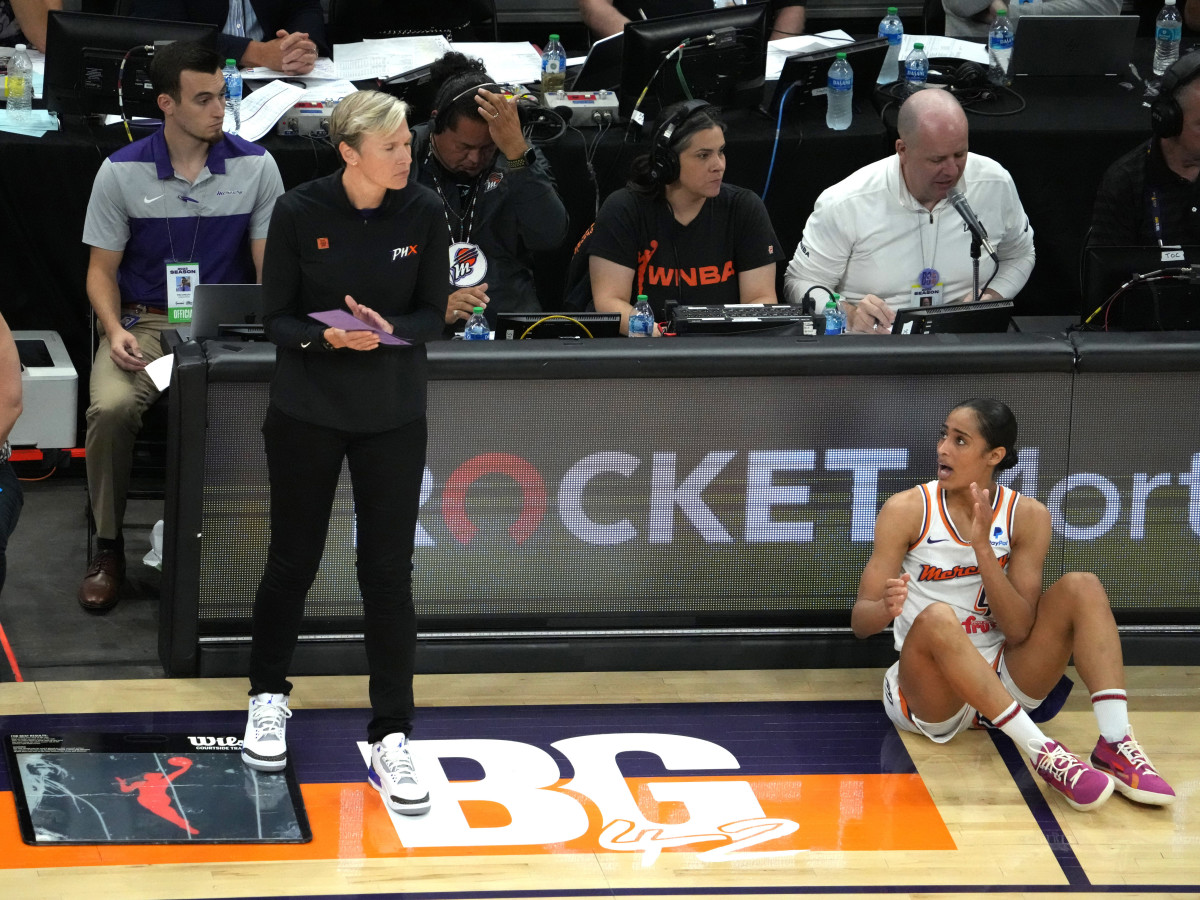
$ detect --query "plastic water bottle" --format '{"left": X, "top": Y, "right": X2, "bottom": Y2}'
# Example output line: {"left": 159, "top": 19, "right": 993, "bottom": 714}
{"left": 628, "top": 295, "right": 654, "bottom": 337}
{"left": 1154, "top": 0, "right": 1183, "bottom": 77}
{"left": 541, "top": 34, "right": 567, "bottom": 94}
{"left": 5, "top": 44, "right": 33, "bottom": 123}
{"left": 905, "top": 42, "right": 929, "bottom": 93}
{"left": 825, "top": 53, "right": 853, "bottom": 131}
{"left": 823, "top": 296, "right": 846, "bottom": 335}
{"left": 987, "top": 11, "right": 1014, "bottom": 87}
{"left": 463, "top": 306, "right": 490, "bottom": 340}
{"left": 222, "top": 59, "right": 242, "bottom": 133}
{"left": 876, "top": 8, "right": 904, "bottom": 85}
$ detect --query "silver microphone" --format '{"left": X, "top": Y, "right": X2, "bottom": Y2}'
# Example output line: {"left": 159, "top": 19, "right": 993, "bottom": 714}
{"left": 947, "top": 185, "right": 997, "bottom": 259}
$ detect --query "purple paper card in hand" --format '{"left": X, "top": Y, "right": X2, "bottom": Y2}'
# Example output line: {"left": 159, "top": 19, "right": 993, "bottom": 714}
{"left": 309, "top": 309, "right": 409, "bottom": 345}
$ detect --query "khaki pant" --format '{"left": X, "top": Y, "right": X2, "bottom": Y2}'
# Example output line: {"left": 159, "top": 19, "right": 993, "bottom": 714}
{"left": 85, "top": 312, "right": 169, "bottom": 541}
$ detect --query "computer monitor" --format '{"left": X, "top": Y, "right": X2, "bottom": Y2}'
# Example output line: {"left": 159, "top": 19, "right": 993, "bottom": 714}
{"left": 44, "top": 11, "right": 219, "bottom": 122}
{"left": 494, "top": 312, "right": 623, "bottom": 340}
{"left": 762, "top": 37, "right": 888, "bottom": 119}
{"left": 1081, "top": 244, "right": 1200, "bottom": 331}
{"left": 619, "top": 2, "right": 769, "bottom": 120}
{"left": 890, "top": 299, "right": 1014, "bottom": 334}
{"left": 189, "top": 283, "right": 264, "bottom": 342}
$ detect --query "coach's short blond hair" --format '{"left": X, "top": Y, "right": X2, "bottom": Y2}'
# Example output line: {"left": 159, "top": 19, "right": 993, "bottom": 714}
{"left": 329, "top": 90, "right": 410, "bottom": 155}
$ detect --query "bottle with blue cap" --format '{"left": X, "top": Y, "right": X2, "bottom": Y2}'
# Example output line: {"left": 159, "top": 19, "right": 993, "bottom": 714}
{"left": 987, "top": 11, "right": 1014, "bottom": 87}
{"left": 1154, "top": 0, "right": 1182, "bottom": 76}
{"left": 825, "top": 53, "right": 853, "bottom": 131}
{"left": 876, "top": 7, "right": 904, "bottom": 85}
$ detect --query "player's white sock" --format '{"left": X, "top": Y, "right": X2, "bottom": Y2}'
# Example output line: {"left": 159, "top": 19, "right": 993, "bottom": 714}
{"left": 1090, "top": 689, "right": 1129, "bottom": 743}
{"left": 993, "top": 701, "right": 1050, "bottom": 762}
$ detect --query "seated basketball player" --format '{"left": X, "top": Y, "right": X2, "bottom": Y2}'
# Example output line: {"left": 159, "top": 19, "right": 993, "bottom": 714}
{"left": 853, "top": 398, "right": 1175, "bottom": 811}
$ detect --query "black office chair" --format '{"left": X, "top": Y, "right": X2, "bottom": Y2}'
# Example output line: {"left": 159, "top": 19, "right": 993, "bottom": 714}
{"left": 327, "top": 0, "right": 499, "bottom": 43}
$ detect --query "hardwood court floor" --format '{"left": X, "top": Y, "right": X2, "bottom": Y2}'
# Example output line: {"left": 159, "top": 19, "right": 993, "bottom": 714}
{"left": 0, "top": 666, "right": 1197, "bottom": 900}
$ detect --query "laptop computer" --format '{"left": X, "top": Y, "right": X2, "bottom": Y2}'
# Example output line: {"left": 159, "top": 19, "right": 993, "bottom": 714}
{"left": 188, "top": 283, "right": 264, "bottom": 341}
{"left": 891, "top": 299, "right": 1014, "bottom": 334}
{"left": 1009, "top": 15, "right": 1138, "bottom": 78}
{"left": 572, "top": 32, "right": 623, "bottom": 91}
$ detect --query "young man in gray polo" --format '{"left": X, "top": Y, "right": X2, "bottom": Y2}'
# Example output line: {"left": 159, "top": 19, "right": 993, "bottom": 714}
{"left": 80, "top": 39, "right": 283, "bottom": 611}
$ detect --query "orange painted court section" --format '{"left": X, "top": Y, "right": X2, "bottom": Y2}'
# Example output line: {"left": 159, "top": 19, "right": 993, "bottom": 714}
{"left": 0, "top": 773, "right": 951, "bottom": 868}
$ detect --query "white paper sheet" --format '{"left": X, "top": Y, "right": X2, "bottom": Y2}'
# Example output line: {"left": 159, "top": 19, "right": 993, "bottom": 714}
{"left": 240, "top": 57, "right": 340, "bottom": 81}
{"left": 146, "top": 354, "right": 174, "bottom": 392}
{"left": 766, "top": 30, "right": 854, "bottom": 81}
{"left": 331, "top": 35, "right": 452, "bottom": 80}
{"left": 228, "top": 79, "right": 306, "bottom": 140}
{"left": 0, "top": 109, "right": 58, "bottom": 136}
{"left": 900, "top": 34, "right": 989, "bottom": 64}
{"left": 452, "top": 42, "right": 544, "bottom": 85}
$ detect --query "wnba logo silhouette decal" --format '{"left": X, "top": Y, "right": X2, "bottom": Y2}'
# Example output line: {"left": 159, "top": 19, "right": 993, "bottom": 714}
{"left": 449, "top": 241, "right": 487, "bottom": 287}
{"left": 116, "top": 757, "right": 199, "bottom": 835}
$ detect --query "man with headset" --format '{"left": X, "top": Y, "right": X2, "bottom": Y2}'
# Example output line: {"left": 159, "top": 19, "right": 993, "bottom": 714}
{"left": 1090, "top": 52, "right": 1200, "bottom": 246}
{"left": 409, "top": 52, "right": 569, "bottom": 331}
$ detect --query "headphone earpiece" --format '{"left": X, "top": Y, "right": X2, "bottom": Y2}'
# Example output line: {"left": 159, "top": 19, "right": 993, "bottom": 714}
{"left": 1151, "top": 51, "right": 1200, "bottom": 139}
{"left": 646, "top": 99, "right": 712, "bottom": 186}
{"left": 432, "top": 79, "right": 504, "bottom": 133}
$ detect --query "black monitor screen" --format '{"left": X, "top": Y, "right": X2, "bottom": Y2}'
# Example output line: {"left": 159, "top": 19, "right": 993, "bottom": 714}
{"left": 1081, "top": 244, "right": 1200, "bottom": 331}
{"left": 45, "top": 11, "right": 218, "bottom": 121}
{"left": 495, "top": 312, "right": 623, "bottom": 340}
{"left": 619, "top": 2, "right": 769, "bottom": 120}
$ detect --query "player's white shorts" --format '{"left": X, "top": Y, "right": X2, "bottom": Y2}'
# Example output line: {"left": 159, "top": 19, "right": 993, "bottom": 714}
{"left": 882, "top": 645, "right": 1045, "bottom": 743}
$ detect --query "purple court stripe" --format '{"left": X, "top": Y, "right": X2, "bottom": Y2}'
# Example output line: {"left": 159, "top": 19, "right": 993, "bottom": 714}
{"left": 0, "top": 700, "right": 916, "bottom": 791}
{"left": 987, "top": 729, "right": 1089, "bottom": 887}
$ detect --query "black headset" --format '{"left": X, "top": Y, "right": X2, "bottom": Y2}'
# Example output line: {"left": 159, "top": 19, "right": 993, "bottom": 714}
{"left": 1151, "top": 51, "right": 1200, "bottom": 139}
{"left": 431, "top": 77, "right": 565, "bottom": 143}
{"left": 646, "top": 99, "right": 715, "bottom": 186}
{"left": 432, "top": 77, "right": 503, "bottom": 133}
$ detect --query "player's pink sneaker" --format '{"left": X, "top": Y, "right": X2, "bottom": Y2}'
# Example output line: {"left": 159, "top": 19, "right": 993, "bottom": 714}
{"left": 1089, "top": 730, "right": 1175, "bottom": 806}
{"left": 1030, "top": 739, "right": 1114, "bottom": 811}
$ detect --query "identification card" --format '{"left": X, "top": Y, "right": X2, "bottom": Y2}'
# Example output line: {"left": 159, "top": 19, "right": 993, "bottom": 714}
{"left": 166, "top": 261, "right": 200, "bottom": 324}
{"left": 448, "top": 242, "right": 488, "bottom": 288}
{"left": 911, "top": 267, "right": 942, "bottom": 307}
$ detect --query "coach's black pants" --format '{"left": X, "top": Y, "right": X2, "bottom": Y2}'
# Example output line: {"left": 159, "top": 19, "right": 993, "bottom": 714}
{"left": 249, "top": 405, "right": 427, "bottom": 744}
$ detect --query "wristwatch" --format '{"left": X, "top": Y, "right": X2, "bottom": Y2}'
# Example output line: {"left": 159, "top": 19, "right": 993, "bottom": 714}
{"left": 505, "top": 147, "right": 536, "bottom": 170}
{"left": 322, "top": 336, "right": 336, "bottom": 351}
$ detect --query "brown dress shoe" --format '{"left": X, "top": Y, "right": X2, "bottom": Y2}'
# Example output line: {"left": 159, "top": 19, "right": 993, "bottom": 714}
{"left": 78, "top": 549, "right": 125, "bottom": 612}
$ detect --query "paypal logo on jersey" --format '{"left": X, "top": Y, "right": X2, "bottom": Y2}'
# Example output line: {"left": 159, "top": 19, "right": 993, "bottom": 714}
{"left": 990, "top": 525, "right": 1009, "bottom": 548}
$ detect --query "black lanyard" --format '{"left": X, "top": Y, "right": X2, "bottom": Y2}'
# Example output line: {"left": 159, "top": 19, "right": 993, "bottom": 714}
{"left": 425, "top": 145, "right": 481, "bottom": 245}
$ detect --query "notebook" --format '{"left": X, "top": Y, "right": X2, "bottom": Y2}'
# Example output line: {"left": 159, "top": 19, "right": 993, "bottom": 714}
{"left": 188, "top": 283, "right": 264, "bottom": 341}
{"left": 1008, "top": 15, "right": 1138, "bottom": 78}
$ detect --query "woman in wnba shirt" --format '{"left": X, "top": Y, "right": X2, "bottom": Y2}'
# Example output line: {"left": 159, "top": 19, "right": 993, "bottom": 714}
{"left": 587, "top": 101, "right": 782, "bottom": 335}
{"left": 853, "top": 398, "right": 1174, "bottom": 812}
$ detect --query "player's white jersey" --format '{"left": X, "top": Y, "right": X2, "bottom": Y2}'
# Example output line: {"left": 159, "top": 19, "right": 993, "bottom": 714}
{"left": 893, "top": 480, "right": 1019, "bottom": 654}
